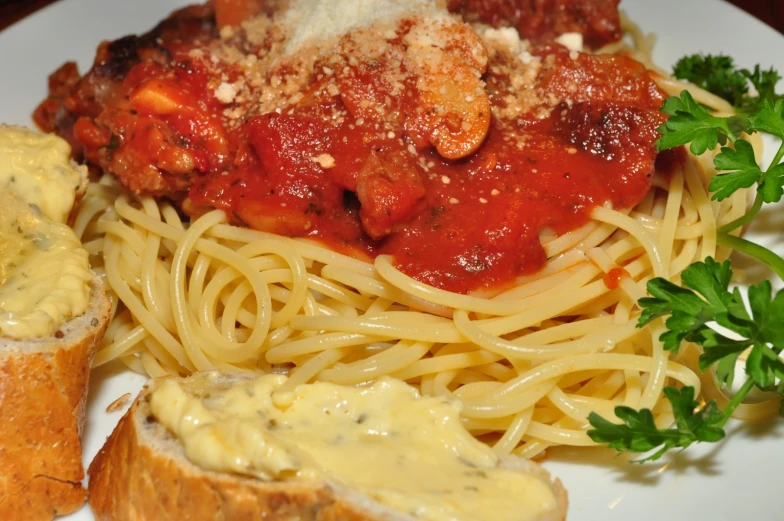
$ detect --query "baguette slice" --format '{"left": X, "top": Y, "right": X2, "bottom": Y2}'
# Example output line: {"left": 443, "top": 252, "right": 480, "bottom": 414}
{"left": 88, "top": 372, "right": 568, "bottom": 521}
{"left": 0, "top": 276, "right": 111, "bottom": 521}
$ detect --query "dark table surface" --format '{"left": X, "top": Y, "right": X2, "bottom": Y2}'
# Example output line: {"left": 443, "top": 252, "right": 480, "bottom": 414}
{"left": 0, "top": 0, "right": 782, "bottom": 34}
{"left": 727, "top": 0, "right": 782, "bottom": 32}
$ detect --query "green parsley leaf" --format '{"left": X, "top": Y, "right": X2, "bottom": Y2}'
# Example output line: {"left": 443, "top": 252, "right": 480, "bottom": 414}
{"left": 637, "top": 278, "right": 703, "bottom": 325}
{"left": 587, "top": 387, "right": 725, "bottom": 462}
{"left": 746, "top": 344, "right": 784, "bottom": 389}
{"left": 639, "top": 260, "right": 784, "bottom": 385}
{"left": 617, "top": 257, "right": 784, "bottom": 460}
{"left": 698, "top": 328, "right": 749, "bottom": 387}
{"left": 640, "top": 257, "right": 784, "bottom": 401}
{"left": 736, "top": 281, "right": 784, "bottom": 390}
{"left": 672, "top": 55, "right": 783, "bottom": 113}
{"left": 709, "top": 140, "right": 784, "bottom": 202}
{"left": 741, "top": 65, "right": 784, "bottom": 113}
{"left": 667, "top": 387, "right": 725, "bottom": 443}
{"left": 680, "top": 257, "right": 734, "bottom": 308}
{"left": 746, "top": 280, "right": 784, "bottom": 345}
{"left": 638, "top": 258, "right": 740, "bottom": 352}
{"left": 748, "top": 98, "right": 784, "bottom": 140}
{"left": 673, "top": 54, "right": 749, "bottom": 108}
{"left": 710, "top": 141, "right": 760, "bottom": 200}
{"left": 655, "top": 91, "right": 747, "bottom": 154}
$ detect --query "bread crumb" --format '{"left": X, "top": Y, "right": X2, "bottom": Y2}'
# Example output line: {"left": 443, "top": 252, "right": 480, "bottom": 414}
{"left": 106, "top": 393, "right": 132, "bottom": 413}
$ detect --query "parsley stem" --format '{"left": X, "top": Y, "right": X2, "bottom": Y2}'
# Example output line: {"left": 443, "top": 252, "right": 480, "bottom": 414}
{"left": 717, "top": 232, "right": 784, "bottom": 280}
{"left": 717, "top": 194, "right": 763, "bottom": 234}
{"left": 768, "top": 139, "right": 784, "bottom": 175}
{"left": 716, "top": 137, "right": 784, "bottom": 235}
{"left": 720, "top": 377, "right": 756, "bottom": 425}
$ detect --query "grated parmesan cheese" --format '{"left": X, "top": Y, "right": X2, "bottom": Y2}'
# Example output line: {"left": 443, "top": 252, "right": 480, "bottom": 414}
{"left": 281, "top": 0, "right": 441, "bottom": 54}
{"left": 214, "top": 82, "right": 237, "bottom": 104}
{"left": 311, "top": 154, "right": 336, "bottom": 169}
{"left": 554, "top": 32, "right": 583, "bottom": 52}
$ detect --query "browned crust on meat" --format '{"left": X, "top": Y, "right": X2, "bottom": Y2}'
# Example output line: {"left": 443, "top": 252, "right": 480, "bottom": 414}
{"left": 88, "top": 374, "right": 568, "bottom": 521}
{"left": 0, "top": 278, "right": 111, "bottom": 521}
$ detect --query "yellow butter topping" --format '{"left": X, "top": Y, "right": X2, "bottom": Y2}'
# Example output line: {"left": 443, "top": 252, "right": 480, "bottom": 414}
{"left": 0, "top": 125, "right": 85, "bottom": 223}
{"left": 150, "top": 374, "right": 559, "bottom": 521}
{"left": 0, "top": 126, "right": 92, "bottom": 340}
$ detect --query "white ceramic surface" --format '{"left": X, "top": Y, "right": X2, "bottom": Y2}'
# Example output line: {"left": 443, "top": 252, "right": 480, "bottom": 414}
{"left": 1, "top": 1, "right": 782, "bottom": 519}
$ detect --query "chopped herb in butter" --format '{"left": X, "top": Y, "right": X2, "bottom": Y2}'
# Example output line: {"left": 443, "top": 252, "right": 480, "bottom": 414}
{"left": 0, "top": 124, "right": 85, "bottom": 224}
{"left": 151, "top": 374, "right": 559, "bottom": 521}
{"left": 0, "top": 126, "right": 92, "bottom": 339}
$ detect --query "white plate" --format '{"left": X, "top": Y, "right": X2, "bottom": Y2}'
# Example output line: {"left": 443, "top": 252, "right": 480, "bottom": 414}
{"left": 1, "top": 1, "right": 782, "bottom": 519}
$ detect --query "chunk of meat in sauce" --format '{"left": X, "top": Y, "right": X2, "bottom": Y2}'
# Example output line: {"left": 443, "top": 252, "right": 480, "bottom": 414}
{"left": 234, "top": 113, "right": 347, "bottom": 236}
{"left": 357, "top": 150, "right": 426, "bottom": 239}
{"left": 533, "top": 46, "right": 663, "bottom": 106}
{"left": 447, "top": 0, "right": 622, "bottom": 48}
{"left": 33, "top": 4, "right": 219, "bottom": 193}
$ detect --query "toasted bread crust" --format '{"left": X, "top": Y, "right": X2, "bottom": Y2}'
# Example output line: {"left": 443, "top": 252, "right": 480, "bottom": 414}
{"left": 0, "top": 277, "right": 111, "bottom": 521}
{"left": 88, "top": 374, "right": 568, "bottom": 521}
{"left": 90, "top": 403, "right": 394, "bottom": 521}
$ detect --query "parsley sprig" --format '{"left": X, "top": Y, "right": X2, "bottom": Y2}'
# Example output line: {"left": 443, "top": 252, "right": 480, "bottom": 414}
{"left": 588, "top": 260, "right": 783, "bottom": 462}
{"left": 656, "top": 93, "right": 784, "bottom": 279}
{"left": 587, "top": 60, "right": 784, "bottom": 461}
{"left": 639, "top": 259, "right": 784, "bottom": 403}
{"left": 588, "top": 387, "right": 725, "bottom": 462}
{"left": 673, "top": 54, "right": 783, "bottom": 113}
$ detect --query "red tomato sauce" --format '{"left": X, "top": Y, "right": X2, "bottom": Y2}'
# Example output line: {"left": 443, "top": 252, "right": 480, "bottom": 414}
{"left": 603, "top": 267, "right": 631, "bottom": 290}
{"left": 35, "top": 5, "right": 667, "bottom": 295}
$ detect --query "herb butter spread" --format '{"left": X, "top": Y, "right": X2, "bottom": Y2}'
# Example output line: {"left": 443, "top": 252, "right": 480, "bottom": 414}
{"left": 0, "top": 125, "right": 86, "bottom": 223}
{"left": 0, "top": 127, "right": 92, "bottom": 339}
{"left": 150, "top": 374, "right": 559, "bottom": 521}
